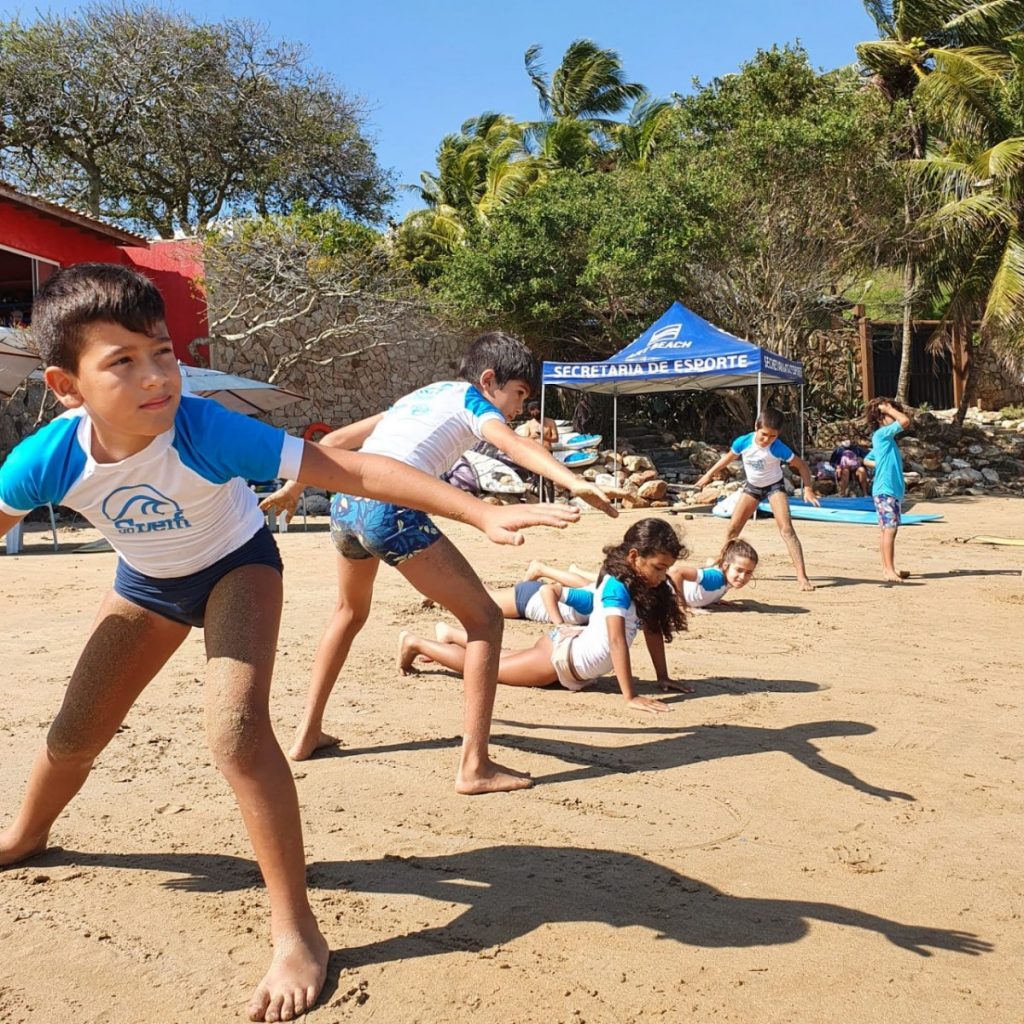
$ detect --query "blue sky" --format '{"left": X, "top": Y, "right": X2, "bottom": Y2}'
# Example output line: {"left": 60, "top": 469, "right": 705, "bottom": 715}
{"left": 25, "top": 1, "right": 879, "bottom": 218}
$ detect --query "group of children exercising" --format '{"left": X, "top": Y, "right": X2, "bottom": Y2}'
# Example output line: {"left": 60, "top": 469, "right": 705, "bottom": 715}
{"left": 0, "top": 265, "right": 913, "bottom": 1022}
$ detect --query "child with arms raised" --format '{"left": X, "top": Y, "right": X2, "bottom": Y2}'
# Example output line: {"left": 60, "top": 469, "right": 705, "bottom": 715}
{"left": 696, "top": 407, "right": 818, "bottom": 591}
{"left": 0, "top": 265, "right": 575, "bottom": 1022}
{"left": 402, "top": 518, "right": 690, "bottom": 711}
{"left": 864, "top": 397, "right": 913, "bottom": 582}
{"left": 261, "top": 332, "right": 617, "bottom": 774}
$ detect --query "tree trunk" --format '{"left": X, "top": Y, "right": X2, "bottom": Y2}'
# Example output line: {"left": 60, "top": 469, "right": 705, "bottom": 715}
{"left": 954, "top": 330, "right": 988, "bottom": 426}
{"left": 897, "top": 256, "right": 914, "bottom": 404}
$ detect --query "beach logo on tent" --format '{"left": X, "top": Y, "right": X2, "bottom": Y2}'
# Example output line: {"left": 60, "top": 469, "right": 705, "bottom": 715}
{"left": 101, "top": 484, "right": 192, "bottom": 535}
{"left": 630, "top": 324, "right": 693, "bottom": 359}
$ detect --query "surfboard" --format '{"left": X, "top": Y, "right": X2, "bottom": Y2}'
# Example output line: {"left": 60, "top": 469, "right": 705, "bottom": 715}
{"left": 555, "top": 449, "right": 599, "bottom": 469}
{"left": 956, "top": 535, "right": 1024, "bottom": 546}
{"left": 463, "top": 449, "right": 528, "bottom": 495}
{"left": 753, "top": 496, "right": 943, "bottom": 525}
{"left": 554, "top": 432, "right": 603, "bottom": 451}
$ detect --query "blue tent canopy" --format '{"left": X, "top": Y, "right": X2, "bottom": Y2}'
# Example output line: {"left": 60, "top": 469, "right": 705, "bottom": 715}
{"left": 542, "top": 301, "right": 802, "bottom": 395}
{"left": 538, "top": 304, "right": 805, "bottom": 489}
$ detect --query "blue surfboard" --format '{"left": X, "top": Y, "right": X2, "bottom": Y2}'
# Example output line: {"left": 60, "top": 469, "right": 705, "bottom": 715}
{"left": 755, "top": 496, "right": 943, "bottom": 525}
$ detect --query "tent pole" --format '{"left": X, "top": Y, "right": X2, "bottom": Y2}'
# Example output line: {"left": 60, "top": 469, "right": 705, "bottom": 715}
{"left": 613, "top": 394, "right": 619, "bottom": 496}
{"left": 538, "top": 382, "right": 547, "bottom": 503}
{"left": 800, "top": 383, "right": 805, "bottom": 459}
{"left": 756, "top": 372, "right": 762, "bottom": 419}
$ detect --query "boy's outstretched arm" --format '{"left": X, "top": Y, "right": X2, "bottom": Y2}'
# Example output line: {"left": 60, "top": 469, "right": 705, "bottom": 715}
{"left": 695, "top": 450, "right": 738, "bottom": 489}
{"left": 480, "top": 420, "right": 617, "bottom": 517}
{"left": 259, "top": 415, "right": 385, "bottom": 522}
{"left": 296, "top": 443, "right": 578, "bottom": 545}
{"left": 789, "top": 456, "right": 821, "bottom": 506}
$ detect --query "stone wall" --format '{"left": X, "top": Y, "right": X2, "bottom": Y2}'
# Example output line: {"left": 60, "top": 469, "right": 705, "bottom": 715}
{"left": 206, "top": 309, "right": 474, "bottom": 433}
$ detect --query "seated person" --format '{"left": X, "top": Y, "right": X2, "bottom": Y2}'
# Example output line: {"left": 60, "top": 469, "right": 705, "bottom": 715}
{"left": 830, "top": 440, "right": 870, "bottom": 497}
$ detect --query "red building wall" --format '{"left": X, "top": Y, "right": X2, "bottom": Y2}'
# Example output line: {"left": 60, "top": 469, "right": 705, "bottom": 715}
{"left": 0, "top": 200, "right": 208, "bottom": 361}
{"left": 123, "top": 240, "right": 207, "bottom": 361}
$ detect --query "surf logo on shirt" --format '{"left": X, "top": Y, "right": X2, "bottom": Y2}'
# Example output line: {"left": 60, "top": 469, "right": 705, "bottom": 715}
{"left": 101, "top": 484, "right": 192, "bottom": 535}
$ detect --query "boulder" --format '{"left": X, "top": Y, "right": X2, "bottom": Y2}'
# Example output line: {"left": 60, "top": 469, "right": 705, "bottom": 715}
{"left": 637, "top": 479, "right": 668, "bottom": 501}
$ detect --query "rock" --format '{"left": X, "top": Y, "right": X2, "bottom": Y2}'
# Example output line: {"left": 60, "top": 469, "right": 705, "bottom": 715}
{"left": 913, "top": 478, "right": 939, "bottom": 498}
{"left": 621, "top": 494, "right": 650, "bottom": 510}
{"left": 950, "top": 467, "right": 986, "bottom": 485}
{"left": 981, "top": 468, "right": 1000, "bottom": 484}
{"left": 637, "top": 479, "right": 668, "bottom": 501}
{"left": 628, "top": 469, "right": 659, "bottom": 486}
{"left": 582, "top": 468, "right": 598, "bottom": 481}
{"left": 623, "top": 455, "right": 654, "bottom": 473}
{"left": 950, "top": 458, "right": 971, "bottom": 469}
{"left": 302, "top": 494, "right": 331, "bottom": 516}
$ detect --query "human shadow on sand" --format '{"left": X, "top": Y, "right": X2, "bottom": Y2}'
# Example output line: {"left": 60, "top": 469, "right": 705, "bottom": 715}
{"left": 24, "top": 844, "right": 991, "bottom": 975}
{"left": 487, "top": 719, "right": 914, "bottom": 799}
{"left": 325, "top": 710, "right": 911, "bottom": 801}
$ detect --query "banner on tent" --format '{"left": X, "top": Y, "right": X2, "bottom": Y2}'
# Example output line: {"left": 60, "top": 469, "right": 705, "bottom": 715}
{"left": 545, "top": 351, "right": 801, "bottom": 382}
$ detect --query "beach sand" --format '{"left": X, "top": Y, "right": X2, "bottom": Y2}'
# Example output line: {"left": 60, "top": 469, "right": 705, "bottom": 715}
{"left": 1, "top": 496, "right": 1022, "bottom": 1023}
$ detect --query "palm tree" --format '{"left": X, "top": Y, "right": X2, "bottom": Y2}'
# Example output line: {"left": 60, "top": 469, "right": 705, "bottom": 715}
{"left": 610, "top": 94, "right": 675, "bottom": 169}
{"left": 856, "top": 0, "right": 1024, "bottom": 402}
{"left": 913, "top": 57, "right": 1024, "bottom": 420}
{"left": 399, "top": 113, "right": 539, "bottom": 274}
{"left": 524, "top": 39, "right": 646, "bottom": 169}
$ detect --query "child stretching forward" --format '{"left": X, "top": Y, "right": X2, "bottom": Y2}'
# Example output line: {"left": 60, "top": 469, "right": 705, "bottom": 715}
{"left": 864, "top": 397, "right": 912, "bottom": 582}
{"left": 668, "top": 539, "right": 758, "bottom": 611}
{"left": 261, "top": 332, "right": 617, "bottom": 777}
{"left": 696, "top": 407, "right": 819, "bottom": 591}
{"left": 400, "top": 518, "right": 690, "bottom": 712}
{"left": 0, "top": 265, "right": 576, "bottom": 1023}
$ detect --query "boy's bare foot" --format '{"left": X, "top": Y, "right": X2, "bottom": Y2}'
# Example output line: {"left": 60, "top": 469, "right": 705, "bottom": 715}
{"left": 798, "top": 578, "right": 816, "bottom": 592}
{"left": 456, "top": 758, "right": 533, "bottom": 795}
{"left": 288, "top": 729, "right": 340, "bottom": 762}
{"left": 247, "top": 921, "right": 329, "bottom": 1022}
{"left": 0, "top": 827, "right": 50, "bottom": 867}
{"left": 397, "top": 630, "right": 419, "bottom": 675}
{"left": 882, "top": 571, "right": 906, "bottom": 583}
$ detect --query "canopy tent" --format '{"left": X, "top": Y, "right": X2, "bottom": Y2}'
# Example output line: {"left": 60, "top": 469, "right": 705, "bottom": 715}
{"left": 539, "top": 302, "right": 805, "bottom": 493}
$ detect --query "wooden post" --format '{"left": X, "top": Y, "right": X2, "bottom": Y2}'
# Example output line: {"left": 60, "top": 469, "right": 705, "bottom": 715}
{"left": 951, "top": 323, "right": 967, "bottom": 408}
{"left": 854, "top": 304, "right": 874, "bottom": 403}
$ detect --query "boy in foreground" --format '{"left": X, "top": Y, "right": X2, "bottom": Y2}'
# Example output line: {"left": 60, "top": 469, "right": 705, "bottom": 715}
{"left": 260, "top": 332, "right": 617, "bottom": 776}
{"left": 0, "top": 265, "right": 576, "bottom": 1022}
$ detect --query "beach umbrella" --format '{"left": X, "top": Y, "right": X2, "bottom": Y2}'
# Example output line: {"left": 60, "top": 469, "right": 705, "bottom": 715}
{"left": 0, "top": 331, "right": 42, "bottom": 400}
{"left": 178, "top": 363, "right": 306, "bottom": 416}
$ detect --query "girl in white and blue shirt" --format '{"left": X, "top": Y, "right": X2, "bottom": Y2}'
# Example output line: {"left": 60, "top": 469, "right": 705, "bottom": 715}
{"left": 400, "top": 518, "right": 691, "bottom": 714}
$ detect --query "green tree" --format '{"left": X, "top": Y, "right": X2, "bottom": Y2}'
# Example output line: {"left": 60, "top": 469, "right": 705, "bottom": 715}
{"left": 524, "top": 39, "right": 647, "bottom": 169}
{"left": 396, "top": 113, "right": 539, "bottom": 282}
{"left": 856, "top": 0, "right": 1024, "bottom": 400}
{"left": 431, "top": 165, "right": 718, "bottom": 356}
{"left": 0, "top": 3, "right": 391, "bottom": 235}
{"left": 914, "top": 37, "right": 1024, "bottom": 420}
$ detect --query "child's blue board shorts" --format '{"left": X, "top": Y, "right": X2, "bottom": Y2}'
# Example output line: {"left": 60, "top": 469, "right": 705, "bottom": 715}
{"left": 114, "top": 526, "right": 283, "bottom": 628}
{"left": 329, "top": 493, "right": 442, "bottom": 567}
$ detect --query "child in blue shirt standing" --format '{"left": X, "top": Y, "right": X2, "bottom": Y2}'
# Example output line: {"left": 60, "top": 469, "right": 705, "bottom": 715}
{"left": 695, "top": 407, "right": 819, "bottom": 591}
{"left": 864, "top": 397, "right": 912, "bottom": 583}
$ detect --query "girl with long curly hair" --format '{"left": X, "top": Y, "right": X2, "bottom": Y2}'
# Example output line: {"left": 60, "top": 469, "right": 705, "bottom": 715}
{"left": 398, "top": 518, "right": 690, "bottom": 714}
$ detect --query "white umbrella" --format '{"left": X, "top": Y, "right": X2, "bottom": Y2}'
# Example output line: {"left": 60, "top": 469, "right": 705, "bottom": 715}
{"left": 0, "top": 329, "right": 42, "bottom": 400}
{"left": 178, "top": 362, "right": 306, "bottom": 416}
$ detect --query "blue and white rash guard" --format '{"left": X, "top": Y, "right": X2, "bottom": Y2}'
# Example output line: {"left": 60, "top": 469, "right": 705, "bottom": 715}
{"left": 360, "top": 381, "right": 505, "bottom": 477}
{"left": 730, "top": 432, "right": 795, "bottom": 487}
{"left": 0, "top": 395, "right": 304, "bottom": 577}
